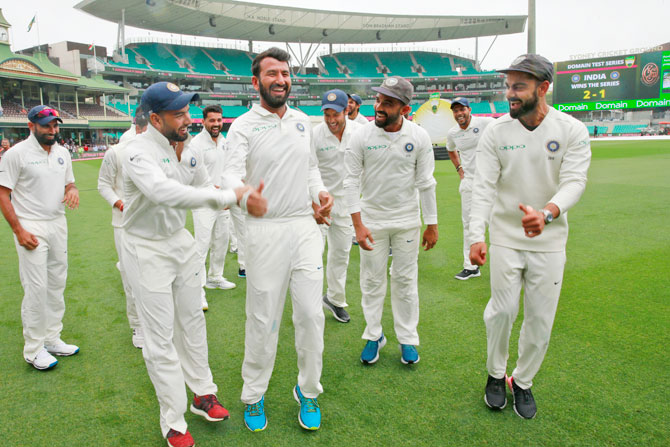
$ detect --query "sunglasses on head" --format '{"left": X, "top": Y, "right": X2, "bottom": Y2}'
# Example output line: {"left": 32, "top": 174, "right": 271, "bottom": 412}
{"left": 35, "top": 108, "right": 60, "bottom": 118}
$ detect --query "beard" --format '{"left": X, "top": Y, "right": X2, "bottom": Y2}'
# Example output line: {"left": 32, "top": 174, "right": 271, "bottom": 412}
{"left": 509, "top": 91, "right": 539, "bottom": 119}
{"left": 35, "top": 130, "right": 57, "bottom": 146}
{"left": 162, "top": 126, "right": 189, "bottom": 142}
{"left": 259, "top": 80, "right": 290, "bottom": 109}
{"left": 374, "top": 110, "right": 401, "bottom": 129}
{"left": 206, "top": 126, "right": 220, "bottom": 138}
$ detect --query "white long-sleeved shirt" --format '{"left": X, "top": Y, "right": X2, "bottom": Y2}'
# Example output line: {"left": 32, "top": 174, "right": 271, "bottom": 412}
{"left": 344, "top": 118, "right": 438, "bottom": 228}
{"left": 446, "top": 116, "right": 495, "bottom": 180}
{"left": 223, "top": 103, "right": 326, "bottom": 221}
{"left": 119, "top": 126, "right": 136, "bottom": 144}
{"left": 0, "top": 133, "right": 74, "bottom": 221}
{"left": 312, "top": 119, "right": 362, "bottom": 218}
{"left": 188, "top": 129, "right": 226, "bottom": 187}
{"left": 98, "top": 140, "right": 132, "bottom": 227}
{"left": 121, "top": 125, "right": 237, "bottom": 240}
{"left": 349, "top": 113, "right": 369, "bottom": 125}
{"left": 470, "top": 107, "right": 591, "bottom": 252}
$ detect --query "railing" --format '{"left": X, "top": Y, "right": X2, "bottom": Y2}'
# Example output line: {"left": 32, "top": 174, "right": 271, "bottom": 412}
{"left": 123, "top": 36, "right": 250, "bottom": 52}
{"left": 319, "top": 45, "right": 474, "bottom": 61}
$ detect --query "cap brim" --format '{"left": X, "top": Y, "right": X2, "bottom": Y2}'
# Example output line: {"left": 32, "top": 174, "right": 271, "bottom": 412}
{"left": 450, "top": 101, "right": 469, "bottom": 109}
{"left": 321, "top": 104, "right": 345, "bottom": 112}
{"left": 34, "top": 116, "right": 63, "bottom": 125}
{"left": 371, "top": 87, "right": 408, "bottom": 104}
{"left": 497, "top": 67, "right": 549, "bottom": 82}
{"left": 163, "top": 92, "right": 200, "bottom": 112}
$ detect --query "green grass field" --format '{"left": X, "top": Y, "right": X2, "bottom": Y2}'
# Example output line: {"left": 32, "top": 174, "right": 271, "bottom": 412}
{"left": 1, "top": 140, "right": 668, "bottom": 446}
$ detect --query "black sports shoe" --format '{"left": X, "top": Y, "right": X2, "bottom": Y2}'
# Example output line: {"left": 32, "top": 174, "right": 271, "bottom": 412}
{"left": 454, "top": 268, "right": 481, "bottom": 280}
{"left": 507, "top": 376, "right": 537, "bottom": 419}
{"left": 238, "top": 268, "right": 246, "bottom": 278}
{"left": 322, "top": 295, "right": 350, "bottom": 323}
{"left": 484, "top": 374, "right": 507, "bottom": 410}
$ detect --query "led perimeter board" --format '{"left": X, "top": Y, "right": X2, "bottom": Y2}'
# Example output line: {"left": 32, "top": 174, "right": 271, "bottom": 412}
{"left": 553, "top": 50, "right": 670, "bottom": 112}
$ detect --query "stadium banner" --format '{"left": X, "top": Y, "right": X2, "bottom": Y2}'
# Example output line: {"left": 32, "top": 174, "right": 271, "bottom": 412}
{"left": 553, "top": 50, "right": 669, "bottom": 111}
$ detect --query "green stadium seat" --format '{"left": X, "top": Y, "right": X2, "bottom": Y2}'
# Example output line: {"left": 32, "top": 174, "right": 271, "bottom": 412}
{"left": 334, "top": 52, "right": 384, "bottom": 78}
{"left": 377, "top": 52, "right": 416, "bottom": 77}
{"left": 206, "top": 48, "right": 256, "bottom": 76}
{"left": 411, "top": 52, "right": 457, "bottom": 77}
{"left": 470, "top": 102, "right": 492, "bottom": 114}
{"left": 318, "top": 55, "right": 345, "bottom": 77}
{"left": 133, "top": 43, "right": 190, "bottom": 73}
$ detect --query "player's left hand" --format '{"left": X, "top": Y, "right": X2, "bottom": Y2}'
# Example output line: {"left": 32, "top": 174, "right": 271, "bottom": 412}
{"left": 519, "top": 203, "right": 544, "bottom": 238}
{"left": 63, "top": 186, "right": 79, "bottom": 210}
{"left": 422, "top": 224, "right": 438, "bottom": 251}
{"left": 316, "top": 191, "right": 333, "bottom": 224}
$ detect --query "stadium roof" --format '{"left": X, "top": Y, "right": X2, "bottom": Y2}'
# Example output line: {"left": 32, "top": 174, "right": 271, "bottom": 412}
{"left": 75, "top": 0, "right": 527, "bottom": 44}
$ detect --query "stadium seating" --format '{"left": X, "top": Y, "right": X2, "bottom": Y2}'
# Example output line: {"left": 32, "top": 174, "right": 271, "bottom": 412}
{"left": 334, "top": 53, "right": 384, "bottom": 78}
{"left": 377, "top": 52, "right": 416, "bottom": 77}
{"left": 470, "top": 102, "right": 492, "bottom": 114}
{"left": 107, "top": 47, "right": 151, "bottom": 71}
{"left": 206, "top": 48, "right": 256, "bottom": 75}
{"left": 454, "top": 57, "right": 479, "bottom": 75}
{"left": 169, "top": 45, "right": 220, "bottom": 75}
{"left": 412, "top": 52, "right": 457, "bottom": 77}
{"left": 319, "top": 54, "right": 345, "bottom": 77}
{"left": 493, "top": 101, "right": 509, "bottom": 113}
{"left": 132, "top": 43, "right": 190, "bottom": 73}
{"left": 612, "top": 124, "right": 646, "bottom": 134}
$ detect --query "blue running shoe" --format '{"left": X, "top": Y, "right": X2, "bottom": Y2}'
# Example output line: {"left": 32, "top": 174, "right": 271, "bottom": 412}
{"left": 400, "top": 344, "right": 420, "bottom": 364}
{"left": 360, "top": 334, "right": 386, "bottom": 364}
{"left": 293, "top": 385, "right": 321, "bottom": 431}
{"left": 244, "top": 396, "right": 267, "bottom": 432}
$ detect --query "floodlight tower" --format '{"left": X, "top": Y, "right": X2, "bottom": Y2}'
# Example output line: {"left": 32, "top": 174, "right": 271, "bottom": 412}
{"left": 527, "top": 0, "right": 536, "bottom": 54}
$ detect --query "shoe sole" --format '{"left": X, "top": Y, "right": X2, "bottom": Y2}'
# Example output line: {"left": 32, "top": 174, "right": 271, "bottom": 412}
{"left": 293, "top": 387, "right": 320, "bottom": 431}
{"left": 400, "top": 351, "right": 420, "bottom": 365}
{"left": 244, "top": 418, "right": 267, "bottom": 432}
{"left": 205, "top": 283, "right": 237, "bottom": 290}
{"left": 484, "top": 373, "right": 508, "bottom": 410}
{"left": 26, "top": 358, "right": 58, "bottom": 370}
{"left": 507, "top": 376, "right": 536, "bottom": 419}
{"left": 190, "top": 404, "right": 229, "bottom": 422}
{"left": 322, "top": 300, "right": 350, "bottom": 323}
{"left": 45, "top": 348, "right": 79, "bottom": 357}
{"left": 361, "top": 337, "right": 386, "bottom": 364}
{"left": 454, "top": 272, "right": 481, "bottom": 281}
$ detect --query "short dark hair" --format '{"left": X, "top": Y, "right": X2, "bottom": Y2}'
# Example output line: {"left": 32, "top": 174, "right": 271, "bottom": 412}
{"left": 135, "top": 112, "right": 149, "bottom": 128}
{"left": 251, "top": 47, "right": 290, "bottom": 78}
{"left": 202, "top": 104, "right": 223, "bottom": 119}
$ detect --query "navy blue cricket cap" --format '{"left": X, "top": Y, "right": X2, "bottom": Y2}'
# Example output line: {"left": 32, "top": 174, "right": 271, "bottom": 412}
{"left": 140, "top": 82, "right": 200, "bottom": 114}
{"left": 321, "top": 89, "right": 348, "bottom": 112}
{"left": 451, "top": 97, "right": 470, "bottom": 109}
{"left": 498, "top": 54, "right": 554, "bottom": 83}
{"left": 28, "top": 105, "right": 63, "bottom": 125}
{"left": 347, "top": 93, "right": 362, "bottom": 105}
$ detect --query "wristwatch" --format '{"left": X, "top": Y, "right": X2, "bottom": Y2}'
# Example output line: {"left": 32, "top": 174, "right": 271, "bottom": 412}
{"left": 542, "top": 209, "right": 553, "bottom": 225}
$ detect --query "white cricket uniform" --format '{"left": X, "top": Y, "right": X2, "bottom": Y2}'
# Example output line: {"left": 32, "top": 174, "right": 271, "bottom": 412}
{"left": 344, "top": 119, "right": 438, "bottom": 345}
{"left": 189, "top": 130, "right": 230, "bottom": 286}
{"left": 121, "top": 124, "right": 237, "bottom": 437}
{"left": 349, "top": 113, "right": 369, "bottom": 125}
{"left": 224, "top": 104, "right": 327, "bottom": 403}
{"left": 0, "top": 134, "right": 74, "bottom": 361}
{"left": 97, "top": 140, "right": 140, "bottom": 331}
{"left": 446, "top": 116, "right": 495, "bottom": 270}
{"left": 470, "top": 107, "right": 591, "bottom": 389}
{"left": 119, "top": 126, "right": 136, "bottom": 144}
{"left": 312, "top": 119, "right": 362, "bottom": 308}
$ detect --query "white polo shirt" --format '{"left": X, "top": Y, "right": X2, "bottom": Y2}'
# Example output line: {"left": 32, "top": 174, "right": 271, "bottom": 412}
{"left": 188, "top": 129, "right": 226, "bottom": 188}
{"left": 446, "top": 116, "right": 495, "bottom": 180}
{"left": 119, "top": 126, "right": 136, "bottom": 144}
{"left": 224, "top": 103, "right": 326, "bottom": 221}
{"left": 344, "top": 118, "right": 438, "bottom": 228}
{"left": 0, "top": 133, "right": 74, "bottom": 221}
{"left": 312, "top": 119, "right": 361, "bottom": 218}
{"left": 470, "top": 107, "right": 591, "bottom": 252}
{"left": 349, "top": 113, "right": 369, "bottom": 125}
{"left": 122, "top": 125, "right": 237, "bottom": 240}
{"left": 98, "top": 140, "right": 132, "bottom": 227}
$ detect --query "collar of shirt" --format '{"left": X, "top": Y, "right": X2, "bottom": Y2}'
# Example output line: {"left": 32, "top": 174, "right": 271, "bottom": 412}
{"left": 251, "top": 102, "right": 299, "bottom": 120}
{"left": 372, "top": 117, "right": 411, "bottom": 140}
{"left": 145, "top": 124, "right": 193, "bottom": 156}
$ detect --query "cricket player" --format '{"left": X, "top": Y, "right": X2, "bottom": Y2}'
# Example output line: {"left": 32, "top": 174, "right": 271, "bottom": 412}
{"left": 347, "top": 93, "right": 368, "bottom": 125}
{"left": 344, "top": 76, "right": 438, "bottom": 366}
{"left": 224, "top": 47, "right": 332, "bottom": 432}
{"left": 0, "top": 105, "right": 80, "bottom": 370}
{"left": 313, "top": 89, "right": 362, "bottom": 323}
{"left": 121, "top": 81, "right": 267, "bottom": 447}
{"left": 446, "top": 97, "right": 494, "bottom": 280}
{"left": 97, "top": 110, "right": 149, "bottom": 349}
{"left": 190, "top": 105, "right": 235, "bottom": 312}
{"left": 470, "top": 55, "right": 591, "bottom": 419}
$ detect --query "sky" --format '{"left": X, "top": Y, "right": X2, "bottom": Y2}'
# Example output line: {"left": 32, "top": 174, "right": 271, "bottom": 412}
{"left": 1, "top": 0, "right": 668, "bottom": 70}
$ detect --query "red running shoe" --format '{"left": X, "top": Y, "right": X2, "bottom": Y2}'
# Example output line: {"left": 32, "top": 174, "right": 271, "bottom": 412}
{"left": 166, "top": 429, "right": 194, "bottom": 447}
{"left": 190, "top": 394, "right": 230, "bottom": 422}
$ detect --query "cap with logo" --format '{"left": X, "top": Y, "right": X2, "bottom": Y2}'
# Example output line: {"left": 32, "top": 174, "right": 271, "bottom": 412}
{"left": 371, "top": 76, "right": 414, "bottom": 105}
{"left": 28, "top": 105, "right": 63, "bottom": 126}
{"left": 347, "top": 93, "right": 362, "bottom": 105}
{"left": 141, "top": 81, "right": 200, "bottom": 114}
{"left": 498, "top": 54, "right": 554, "bottom": 83}
{"left": 450, "top": 97, "right": 470, "bottom": 109}
{"left": 321, "top": 89, "right": 349, "bottom": 112}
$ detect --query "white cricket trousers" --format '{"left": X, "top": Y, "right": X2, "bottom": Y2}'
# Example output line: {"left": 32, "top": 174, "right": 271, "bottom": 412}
{"left": 229, "top": 205, "right": 246, "bottom": 270}
{"left": 485, "top": 245, "right": 566, "bottom": 389}
{"left": 360, "top": 224, "right": 421, "bottom": 345}
{"left": 459, "top": 178, "right": 477, "bottom": 270}
{"left": 241, "top": 216, "right": 325, "bottom": 403}
{"left": 320, "top": 215, "right": 353, "bottom": 307}
{"left": 122, "top": 229, "right": 218, "bottom": 437}
{"left": 113, "top": 227, "right": 140, "bottom": 330}
{"left": 193, "top": 208, "right": 230, "bottom": 280}
{"left": 14, "top": 216, "right": 68, "bottom": 361}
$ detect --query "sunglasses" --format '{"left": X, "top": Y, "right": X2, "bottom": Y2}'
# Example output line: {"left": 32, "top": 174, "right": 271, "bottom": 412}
{"left": 35, "top": 108, "right": 60, "bottom": 118}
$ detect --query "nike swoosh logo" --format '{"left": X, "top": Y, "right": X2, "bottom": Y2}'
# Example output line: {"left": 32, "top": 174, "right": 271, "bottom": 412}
{"left": 554, "top": 281, "right": 561, "bottom": 285}
{"left": 406, "top": 240, "right": 413, "bottom": 243}
{"left": 129, "top": 155, "right": 138, "bottom": 161}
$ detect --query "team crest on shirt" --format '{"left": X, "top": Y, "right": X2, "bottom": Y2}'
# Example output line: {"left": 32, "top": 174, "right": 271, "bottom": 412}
{"left": 473, "top": 128, "right": 479, "bottom": 134}
{"left": 296, "top": 123, "right": 305, "bottom": 132}
{"left": 190, "top": 157, "right": 196, "bottom": 167}
{"left": 58, "top": 157, "right": 64, "bottom": 165}
{"left": 546, "top": 140, "right": 560, "bottom": 152}
{"left": 405, "top": 142, "right": 414, "bottom": 152}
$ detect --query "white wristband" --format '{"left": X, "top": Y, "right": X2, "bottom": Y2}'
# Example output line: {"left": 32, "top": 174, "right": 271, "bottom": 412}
{"left": 240, "top": 189, "right": 252, "bottom": 212}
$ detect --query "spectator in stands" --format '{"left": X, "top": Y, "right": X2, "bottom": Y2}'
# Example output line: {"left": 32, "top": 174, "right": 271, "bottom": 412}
{"left": 0, "top": 138, "right": 10, "bottom": 160}
{"left": 0, "top": 105, "right": 81, "bottom": 371}
{"left": 0, "top": 105, "right": 4, "bottom": 117}
{"left": 346, "top": 93, "right": 368, "bottom": 125}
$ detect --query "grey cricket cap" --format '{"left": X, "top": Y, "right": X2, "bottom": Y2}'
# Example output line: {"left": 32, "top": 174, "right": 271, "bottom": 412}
{"left": 371, "top": 76, "right": 413, "bottom": 105}
{"left": 498, "top": 54, "right": 554, "bottom": 83}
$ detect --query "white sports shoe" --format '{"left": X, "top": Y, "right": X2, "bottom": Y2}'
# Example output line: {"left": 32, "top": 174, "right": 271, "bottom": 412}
{"left": 26, "top": 348, "right": 58, "bottom": 370}
{"left": 205, "top": 277, "right": 236, "bottom": 290}
{"left": 44, "top": 340, "right": 80, "bottom": 357}
{"left": 132, "top": 328, "right": 144, "bottom": 349}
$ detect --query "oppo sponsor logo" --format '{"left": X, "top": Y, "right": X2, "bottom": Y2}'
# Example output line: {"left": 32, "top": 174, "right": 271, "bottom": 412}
{"left": 497, "top": 144, "right": 526, "bottom": 151}
{"left": 366, "top": 144, "right": 389, "bottom": 151}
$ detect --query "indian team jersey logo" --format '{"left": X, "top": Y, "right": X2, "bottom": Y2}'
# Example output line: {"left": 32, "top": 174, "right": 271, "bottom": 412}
{"left": 473, "top": 127, "right": 480, "bottom": 134}
{"left": 296, "top": 123, "right": 305, "bottom": 132}
{"left": 405, "top": 142, "right": 414, "bottom": 152}
{"left": 190, "top": 157, "right": 196, "bottom": 167}
{"left": 58, "top": 157, "right": 64, "bottom": 165}
{"left": 546, "top": 140, "right": 560, "bottom": 152}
